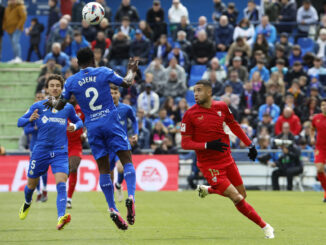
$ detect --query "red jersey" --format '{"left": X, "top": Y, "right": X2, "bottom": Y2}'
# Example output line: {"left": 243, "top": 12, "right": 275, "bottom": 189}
{"left": 67, "top": 104, "right": 85, "bottom": 145}
{"left": 181, "top": 101, "right": 251, "bottom": 168}
{"left": 312, "top": 113, "right": 326, "bottom": 151}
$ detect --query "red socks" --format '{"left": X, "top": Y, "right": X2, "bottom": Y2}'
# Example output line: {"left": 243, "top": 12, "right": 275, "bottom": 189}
{"left": 318, "top": 173, "right": 326, "bottom": 192}
{"left": 68, "top": 172, "right": 77, "bottom": 199}
{"left": 235, "top": 199, "right": 266, "bottom": 228}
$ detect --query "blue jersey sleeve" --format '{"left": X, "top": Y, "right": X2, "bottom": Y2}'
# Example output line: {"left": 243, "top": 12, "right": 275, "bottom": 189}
{"left": 68, "top": 104, "right": 83, "bottom": 130}
{"left": 62, "top": 79, "right": 72, "bottom": 100}
{"left": 17, "top": 103, "right": 38, "bottom": 128}
{"left": 127, "top": 106, "right": 139, "bottom": 135}
{"left": 24, "top": 122, "right": 37, "bottom": 135}
{"left": 103, "top": 67, "right": 124, "bottom": 86}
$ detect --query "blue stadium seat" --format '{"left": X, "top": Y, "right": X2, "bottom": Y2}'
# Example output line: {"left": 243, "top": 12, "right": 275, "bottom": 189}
{"left": 138, "top": 65, "right": 147, "bottom": 79}
{"left": 114, "top": 65, "right": 126, "bottom": 76}
{"left": 319, "top": 74, "right": 326, "bottom": 86}
{"left": 188, "top": 65, "right": 206, "bottom": 87}
{"left": 216, "top": 52, "right": 227, "bottom": 60}
{"left": 185, "top": 90, "right": 195, "bottom": 106}
{"left": 297, "top": 37, "right": 315, "bottom": 55}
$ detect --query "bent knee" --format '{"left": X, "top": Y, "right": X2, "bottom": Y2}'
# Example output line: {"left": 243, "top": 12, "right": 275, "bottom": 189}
{"left": 230, "top": 193, "right": 243, "bottom": 204}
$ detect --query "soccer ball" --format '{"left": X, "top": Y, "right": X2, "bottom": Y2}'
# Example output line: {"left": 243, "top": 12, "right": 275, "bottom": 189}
{"left": 82, "top": 2, "right": 105, "bottom": 25}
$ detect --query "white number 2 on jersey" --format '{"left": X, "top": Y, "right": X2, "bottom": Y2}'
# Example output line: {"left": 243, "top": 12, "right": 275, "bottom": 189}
{"left": 85, "top": 87, "right": 102, "bottom": 111}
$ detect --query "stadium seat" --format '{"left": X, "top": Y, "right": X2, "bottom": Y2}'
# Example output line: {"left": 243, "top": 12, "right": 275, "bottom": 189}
{"left": 188, "top": 65, "right": 206, "bottom": 87}
{"left": 138, "top": 65, "right": 147, "bottom": 79}
{"left": 297, "top": 37, "right": 315, "bottom": 55}
{"left": 215, "top": 52, "right": 227, "bottom": 60}
{"left": 319, "top": 74, "right": 326, "bottom": 86}
{"left": 114, "top": 65, "right": 126, "bottom": 76}
{"left": 185, "top": 90, "right": 195, "bottom": 106}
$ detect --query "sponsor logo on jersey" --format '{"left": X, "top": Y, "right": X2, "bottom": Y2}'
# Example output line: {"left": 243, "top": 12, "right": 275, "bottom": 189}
{"left": 49, "top": 117, "right": 66, "bottom": 125}
{"left": 217, "top": 111, "right": 222, "bottom": 117}
{"left": 197, "top": 115, "right": 204, "bottom": 120}
{"left": 181, "top": 123, "right": 186, "bottom": 132}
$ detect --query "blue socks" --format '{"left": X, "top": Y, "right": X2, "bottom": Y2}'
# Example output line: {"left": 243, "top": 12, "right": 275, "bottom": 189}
{"left": 42, "top": 173, "right": 48, "bottom": 188}
{"left": 99, "top": 174, "right": 118, "bottom": 212}
{"left": 24, "top": 185, "right": 34, "bottom": 204}
{"left": 56, "top": 182, "right": 67, "bottom": 218}
{"left": 123, "top": 163, "right": 136, "bottom": 200}
{"left": 117, "top": 172, "right": 124, "bottom": 185}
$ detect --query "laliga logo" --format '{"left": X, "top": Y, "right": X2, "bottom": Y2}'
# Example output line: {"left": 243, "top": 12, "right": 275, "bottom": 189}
{"left": 136, "top": 159, "right": 168, "bottom": 191}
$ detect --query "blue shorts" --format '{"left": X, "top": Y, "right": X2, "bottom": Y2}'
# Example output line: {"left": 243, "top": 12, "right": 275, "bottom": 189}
{"left": 27, "top": 151, "right": 69, "bottom": 178}
{"left": 87, "top": 110, "right": 131, "bottom": 160}
{"left": 109, "top": 152, "right": 120, "bottom": 171}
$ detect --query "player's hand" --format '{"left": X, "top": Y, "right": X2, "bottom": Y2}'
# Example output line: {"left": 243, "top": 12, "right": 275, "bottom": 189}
{"left": 67, "top": 123, "right": 76, "bottom": 132}
{"left": 206, "top": 139, "right": 229, "bottom": 152}
{"left": 127, "top": 57, "right": 139, "bottom": 73}
{"left": 248, "top": 144, "right": 258, "bottom": 161}
{"left": 29, "top": 109, "right": 39, "bottom": 122}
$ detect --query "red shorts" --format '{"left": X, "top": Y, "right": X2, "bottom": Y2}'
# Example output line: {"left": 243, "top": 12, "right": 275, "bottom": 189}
{"left": 198, "top": 160, "right": 243, "bottom": 195}
{"left": 314, "top": 149, "right": 326, "bottom": 164}
{"left": 68, "top": 144, "right": 82, "bottom": 158}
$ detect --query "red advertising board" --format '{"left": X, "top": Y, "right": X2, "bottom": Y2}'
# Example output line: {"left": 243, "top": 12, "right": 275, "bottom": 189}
{"left": 0, "top": 155, "right": 179, "bottom": 192}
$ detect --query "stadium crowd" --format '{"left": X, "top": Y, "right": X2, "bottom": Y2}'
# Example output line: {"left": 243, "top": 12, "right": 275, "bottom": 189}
{"left": 1, "top": 0, "right": 324, "bottom": 161}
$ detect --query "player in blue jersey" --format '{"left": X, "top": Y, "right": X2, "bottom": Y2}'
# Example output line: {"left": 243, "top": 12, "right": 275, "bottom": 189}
{"left": 23, "top": 92, "right": 49, "bottom": 202}
{"left": 17, "top": 74, "right": 83, "bottom": 230}
{"left": 110, "top": 84, "right": 138, "bottom": 202}
{"left": 43, "top": 47, "right": 139, "bottom": 230}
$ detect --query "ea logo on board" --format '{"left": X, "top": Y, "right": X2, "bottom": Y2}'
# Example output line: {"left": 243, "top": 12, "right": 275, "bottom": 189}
{"left": 136, "top": 159, "right": 168, "bottom": 191}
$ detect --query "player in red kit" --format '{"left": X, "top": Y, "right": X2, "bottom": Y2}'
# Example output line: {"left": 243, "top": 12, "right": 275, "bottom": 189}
{"left": 66, "top": 95, "right": 85, "bottom": 209}
{"left": 311, "top": 99, "right": 326, "bottom": 202}
{"left": 181, "top": 80, "right": 274, "bottom": 239}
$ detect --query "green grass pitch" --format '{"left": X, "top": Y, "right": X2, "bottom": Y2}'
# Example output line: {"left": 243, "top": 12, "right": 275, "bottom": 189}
{"left": 1, "top": 191, "right": 326, "bottom": 245}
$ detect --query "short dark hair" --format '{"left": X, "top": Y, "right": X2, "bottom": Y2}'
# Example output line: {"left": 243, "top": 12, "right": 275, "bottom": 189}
{"left": 195, "top": 80, "right": 212, "bottom": 88}
{"left": 110, "top": 84, "right": 119, "bottom": 91}
{"left": 45, "top": 74, "right": 65, "bottom": 89}
{"left": 77, "top": 47, "right": 94, "bottom": 67}
{"left": 322, "top": 98, "right": 326, "bottom": 104}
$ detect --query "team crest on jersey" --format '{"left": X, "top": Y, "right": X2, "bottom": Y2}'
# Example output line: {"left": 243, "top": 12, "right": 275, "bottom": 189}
{"left": 217, "top": 111, "right": 222, "bottom": 117}
{"left": 42, "top": 116, "right": 48, "bottom": 124}
{"left": 212, "top": 176, "right": 217, "bottom": 182}
{"left": 181, "top": 123, "right": 186, "bottom": 132}
{"left": 29, "top": 170, "right": 34, "bottom": 175}
{"left": 52, "top": 108, "right": 58, "bottom": 114}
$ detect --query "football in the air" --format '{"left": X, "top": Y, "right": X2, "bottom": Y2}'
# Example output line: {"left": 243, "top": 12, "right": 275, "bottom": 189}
{"left": 82, "top": 2, "right": 105, "bottom": 25}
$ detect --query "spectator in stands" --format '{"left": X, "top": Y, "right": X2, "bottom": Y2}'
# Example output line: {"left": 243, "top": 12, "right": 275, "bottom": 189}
{"left": 165, "top": 56, "right": 187, "bottom": 88}
{"left": 48, "top": 17, "right": 73, "bottom": 52}
{"left": 308, "top": 75, "right": 325, "bottom": 97}
{"left": 144, "top": 58, "right": 166, "bottom": 92}
{"left": 71, "top": 31, "right": 89, "bottom": 58}
{"left": 153, "top": 34, "right": 172, "bottom": 62}
{"left": 138, "top": 20, "right": 153, "bottom": 41}
{"left": 115, "top": 16, "right": 135, "bottom": 40}
{"left": 263, "top": 0, "right": 282, "bottom": 22}
{"left": 298, "top": 75, "right": 309, "bottom": 95}
{"left": 300, "top": 97, "right": 321, "bottom": 123}
{"left": 228, "top": 56, "right": 249, "bottom": 83}
{"left": 289, "top": 45, "right": 303, "bottom": 67}
{"left": 150, "top": 121, "right": 167, "bottom": 151}
{"left": 257, "top": 113, "right": 274, "bottom": 136}
{"left": 36, "top": 57, "right": 61, "bottom": 93}
{"left": 194, "top": 16, "right": 214, "bottom": 41}
{"left": 137, "top": 108, "right": 152, "bottom": 131}
{"left": 115, "top": 0, "right": 140, "bottom": 23}
{"left": 316, "top": 28, "right": 326, "bottom": 62}
{"left": 244, "top": 0, "right": 261, "bottom": 22}
{"left": 212, "top": 0, "right": 226, "bottom": 22}
{"left": 254, "top": 15, "right": 276, "bottom": 45}
{"left": 137, "top": 83, "right": 160, "bottom": 118}
{"left": 252, "top": 34, "right": 270, "bottom": 58}
{"left": 173, "top": 98, "right": 188, "bottom": 124}
{"left": 91, "top": 31, "right": 111, "bottom": 58}
{"left": 175, "top": 30, "right": 192, "bottom": 56}
{"left": 47, "top": 0, "right": 60, "bottom": 37}
{"left": 61, "top": 34, "right": 72, "bottom": 56}
{"left": 43, "top": 42, "right": 70, "bottom": 74}
{"left": 309, "top": 86, "right": 323, "bottom": 105}
{"left": 266, "top": 79, "right": 285, "bottom": 108}
{"left": 222, "top": 2, "right": 238, "bottom": 27}
{"left": 3, "top": 0, "right": 27, "bottom": 63}
{"left": 173, "top": 15, "right": 194, "bottom": 41}
{"left": 202, "top": 57, "right": 226, "bottom": 82}
{"left": 287, "top": 80, "right": 306, "bottom": 106}
{"left": 282, "top": 93, "right": 301, "bottom": 118}
{"left": 154, "top": 134, "right": 178, "bottom": 154}
{"left": 192, "top": 30, "right": 215, "bottom": 65}
{"left": 96, "top": 0, "right": 112, "bottom": 22}
{"left": 69, "top": 57, "right": 80, "bottom": 74}
{"left": 220, "top": 84, "right": 240, "bottom": 109}
{"left": 258, "top": 94, "right": 280, "bottom": 123}
{"left": 275, "top": 107, "right": 302, "bottom": 136}
{"left": 250, "top": 71, "right": 266, "bottom": 100}
{"left": 71, "top": 0, "right": 84, "bottom": 23}
{"left": 298, "top": 138, "right": 314, "bottom": 163}
{"left": 207, "top": 70, "right": 224, "bottom": 98}
{"left": 26, "top": 18, "right": 44, "bottom": 61}
{"left": 226, "top": 37, "right": 251, "bottom": 66}
{"left": 271, "top": 144, "right": 303, "bottom": 191}
{"left": 214, "top": 15, "right": 234, "bottom": 52}
{"left": 233, "top": 18, "right": 255, "bottom": 45}
{"left": 284, "top": 61, "right": 307, "bottom": 87}
{"left": 162, "top": 96, "right": 176, "bottom": 120}
{"left": 167, "top": 42, "right": 189, "bottom": 71}
{"left": 108, "top": 31, "right": 130, "bottom": 67}
{"left": 97, "top": 18, "right": 114, "bottom": 40}
{"left": 249, "top": 59, "right": 270, "bottom": 83}
{"left": 222, "top": 96, "right": 239, "bottom": 120}
{"left": 146, "top": 0, "right": 167, "bottom": 42}
{"left": 276, "top": 32, "right": 292, "bottom": 57}
{"left": 153, "top": 108, "right": 175, "bottom": 130}
{"left": 239, "top": 81, "right": 261, "bottom": 124}
{"left": 270, "top": 59, "right": 288, "bottom": 79}
{"left": 299, "top": 121, "right": 313, "bottom": 146}
{"left": 308, "top": 57, "right": 326, "bottom": 76}
{"left": 94, "top": 48, "right": 107, "bottom": 67}
{"left": 224, "top": 69, "right": 244, "bottom": 95}
{"left": 130, "top": 29, "right": 151, "bottom": 65}
{"left": 50, "top": 14, "right": 71, "bottom": 34}
{"left": 168, "top": 0, "right": 189, "bottom": 26}
{"left": 135, "top": 120, "right": 150, "bottom": 150}
{"left": 302, "top": 52, "right": 315, "bottom": 68}
{"left": 163, "top": 69, "right": 187, "bottom": 100}
{"left": 267, "top": 71, "right": 286, "bottom": 95}
{"left": 81, "top": 20, "right": 97, "bottom": 43}
{"left": 277, "top": 0, "right": 297, "bottom": 33}
{"left": 269, "top": 45, "right": 289, "bottom": 69}
{"left": 296, "top": 0, "right": 318, "bottom": 38}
